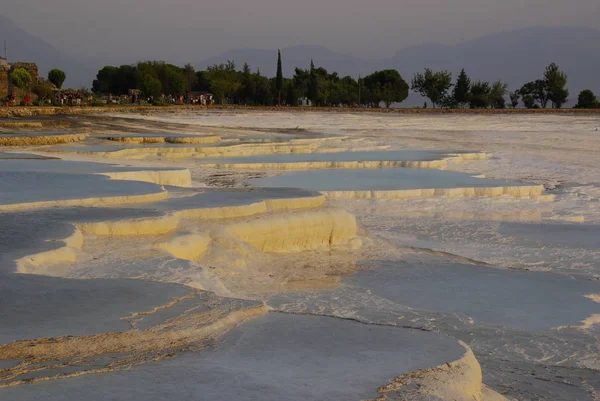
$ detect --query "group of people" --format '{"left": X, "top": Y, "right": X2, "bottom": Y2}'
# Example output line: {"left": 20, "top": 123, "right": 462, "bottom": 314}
{"left": 2, "top": 93, "right": 33, "bottom": 107}
{"left": 185, "top": 93, "right": 214, "bottom": 105}
{"left": 119, "top": 93, "right": 215, "bottom": 106}
{"left": 58, "top": 91, "right": 86, "bottom": 106}
{"left": 2, "top": 90, "right": 215, "bottom": 107}
{"left": 3, "top": 93, "right": 16, "bottom": 106}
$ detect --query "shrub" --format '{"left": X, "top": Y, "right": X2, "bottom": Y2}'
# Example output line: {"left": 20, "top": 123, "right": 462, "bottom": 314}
{"left": 11, "top": 68, "right": 32, "bottom": 89}
{"left": 574, "top": 90, "right": 600, "bottom": 109}
{"left": 152, "top": 98, "right": 170, "bottom": 106}
{"left": 33, "top": 81, "right": 56, "bottom": 102}
{"left": 91, "top": 100, "right": 105, "bottom": 107}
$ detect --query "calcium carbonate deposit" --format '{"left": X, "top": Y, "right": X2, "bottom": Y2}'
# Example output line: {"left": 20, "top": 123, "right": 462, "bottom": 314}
{"left": 1, "top": 111, "right": 599, "bottom": 401}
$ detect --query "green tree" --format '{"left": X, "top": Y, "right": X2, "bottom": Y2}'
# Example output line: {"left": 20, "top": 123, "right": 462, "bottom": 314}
{"left": 182, "top": 63, "right": 197, "bottom": 92}
{"left": 134, "top": 62, "right": 186, "bottom": 97}
{"left": 519, "top": 80, "right": 549, "bottom": 108}
{"left": 411, "top": 69, "right": 452, "bottom": 108}
{"left": 92, "top": 65, "right": 136, "bottom": 95}
{"left": 469, "top": 81, "right": 491, "bottom": 108}
{"left": 48, "top": 68, "right": 66, "bottom": 89}
{"left": 544, "top": 62, "right": 568, "bottom": 108}
{"left": 509, "top": 91, "right": 520, "bottom": 108}
{"left": 522, "top": 94, "right": 537, "bottom": 108}
{"left": 284, "top": 79, "right": 296, "bottom": 106}
{"left": 308, "top": 60, "right": 318, "bottom": 106}
{"left": 363, "top": 69, "right": 409, "bottom": 108}
{"left": 119, "top": 65, "right": 138, "bottom": 93}
{"left": 276, "top": 50, "right": 283, "bottom": 106}
{"left": 92, "top": 66, "right": 119, "bottom": 94}
{"left": 206, "top": 61, "right": 241, "bottom": 104}
{"left": 313, "top": 66, "right": 334, "bottom": 106}
{"left": 237, "top": 62, "right": 256, "bottom": 105}
{"left": 194, "top": 70, "right": 212, "bottom": 92}
{"left": 531, "top": 80, "right": 550, "bottom": 108}
{"left": 338, "top": 76, "right": 359, "bottom": 106}
{"left": 574, "top": 90, "right": 600, "bottom": 108}
{"left": 161, "top": 64, "right": 187, "bottom": 96}
{"left": 10, "top": 68, "right": 32, "bottom": 89}
{"left": 253, "top": 69, "right": 274, "bottom": 105}
{"left": 452, "top": 69, "right": 471, "bottom": 108}
{"left": 139, "top": 73, "right": 162, "bottom": 98}
{"left": 489, "top": 80, "right": 508, "bottom": 109}
{"left": 293, "top": 67, "right": 310, "bottom": 103}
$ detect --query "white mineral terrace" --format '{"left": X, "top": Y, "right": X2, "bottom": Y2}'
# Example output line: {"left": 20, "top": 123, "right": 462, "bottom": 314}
{"left": 0, "top": 112, "right": 598, "bottom": 401}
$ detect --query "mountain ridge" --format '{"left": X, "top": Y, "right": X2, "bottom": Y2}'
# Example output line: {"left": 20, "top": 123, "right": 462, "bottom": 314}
{"left": 1, "top": 16, "right": 598, "bottom": 105}
{"left": 0, "top": 15, "right": 95, "bottom": 89}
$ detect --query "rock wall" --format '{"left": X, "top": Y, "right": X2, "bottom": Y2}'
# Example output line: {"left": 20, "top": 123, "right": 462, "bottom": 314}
{"left": 0, "top": 64, "right": 9, "bottom": 99}
{"left": 0, "top": 61, "right": 50, "bottom": 103}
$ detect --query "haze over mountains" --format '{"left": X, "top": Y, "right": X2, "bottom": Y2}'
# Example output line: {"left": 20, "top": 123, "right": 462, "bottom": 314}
{"left": 2, "top": 14, "right": 599, "bottom": 106}
{"left": 0, "top": 16, "right": 93, "bottom": 89}
{"left": 204, "top": 26, "right": 600, "bottom": 106}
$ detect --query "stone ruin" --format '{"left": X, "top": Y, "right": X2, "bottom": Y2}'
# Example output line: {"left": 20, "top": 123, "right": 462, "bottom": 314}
{"left": 0, "top": 59, "right": 57, "bottom": 103}
{"left": 0, "top": 57, "right": 9, "bottom": 99}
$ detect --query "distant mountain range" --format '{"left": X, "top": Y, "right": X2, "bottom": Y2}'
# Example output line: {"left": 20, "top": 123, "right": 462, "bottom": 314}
{"left": 200, "top": 27, "right": 600, "bottom": 106}
{"left": 2, "top": 15, "right": 598, "bottom": 106}
{"left": 0, "top": 15, "right": 95, "bottom": 89}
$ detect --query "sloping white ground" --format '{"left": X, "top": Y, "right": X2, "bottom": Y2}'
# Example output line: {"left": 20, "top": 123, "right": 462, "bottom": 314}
{"left": 25, "top": 131, "right": 392, "bottom": 164}
{"left": 0, "top": 172, "right": 168, "bottom": 211}
{"left": 0, "top": 133, "right": 87, "bottom": 146}
{"left": 99, "top": 133, "right": 221, "bottom": 144}
{"left": 72, "top": 188, "right": 327, "bottom": 236}
{"left": 197, "top": 151, "right": 490, "bottom": 170}
{"left": 336, "top": 196, "right": 599, "bottom": 278}
{"left": 0, "top": 158, "right": 192, "bottom": 187}
{"left": 0, "top": 161, "right": 359, "bottom": 294}
{"left": 250, "top": 168, "right": 548, "bottom": 200}
{"left": 0, "top": 271, "right": 266, "bottom": 388}
{"left": 4, "top": 112, "right": 598, "bottom": 400}
{"left": 0, "top": 314, "right": 505, "bottom": 401}
{"left": 0, "top": 188, "right": 473, "bottom": 399}
{"left": 15, "top": 205, "right": 361, "bottom": 297}
{"left": 115, "top": 111, "right": 600, "bottom": 185}
{"left": 269, "top": 254, "right": 599, "bottom": 400}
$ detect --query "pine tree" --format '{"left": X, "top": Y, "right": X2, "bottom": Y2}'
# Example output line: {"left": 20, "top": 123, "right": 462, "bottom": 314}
{"left": 276, "top": 50, "right": 283, "bottom": 106}
{"left": 544, "top": 62, "right": 568, "bottom": 108}
{"left": 452, "top": 69, "right": 471, "bottom": 108}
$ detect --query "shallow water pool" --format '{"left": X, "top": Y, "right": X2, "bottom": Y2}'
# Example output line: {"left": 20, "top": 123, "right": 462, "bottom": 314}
{"left": 249, "top": 168, "right": 527, "bottom": 191}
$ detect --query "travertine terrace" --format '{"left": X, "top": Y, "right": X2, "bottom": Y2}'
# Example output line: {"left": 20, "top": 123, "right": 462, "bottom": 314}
{"left": 1, "top": 110, "right": 598, "bottom": 401}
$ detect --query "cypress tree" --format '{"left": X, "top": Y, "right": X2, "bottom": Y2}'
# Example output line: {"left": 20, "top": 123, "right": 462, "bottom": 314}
{"left": 308, "top": 60, "right": 318, "bottom": 106}
{"left": 276, "top": 49, "right": 283, "bottom": 106}
{"left": 453, "top": 69, "right": 471, "bottom": 108}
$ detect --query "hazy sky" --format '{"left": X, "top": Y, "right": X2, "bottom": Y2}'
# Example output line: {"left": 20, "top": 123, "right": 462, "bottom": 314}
{"left": 4, "top": 0, "right": 600, "bottom": 61}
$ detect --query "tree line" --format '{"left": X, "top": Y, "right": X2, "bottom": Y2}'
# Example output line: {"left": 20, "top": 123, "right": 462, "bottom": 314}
{"left": 91, "top": 58, "right": 409, "bottom": 107}
{"left": 411, "top": 63, "right": 571, "bottom": 109}
{"left": 91, "top": 55, "right": 599, "bottom": 109}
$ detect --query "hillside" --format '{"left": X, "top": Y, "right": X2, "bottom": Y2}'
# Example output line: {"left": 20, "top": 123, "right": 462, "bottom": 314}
{"left": 199, "top": 45, "right": 377, "bottom": 77}
{"left": 199, "top": 26, "right": 600, "bottom": 106}
{"left": 2, "top": 16, "right": 598, "bottom": 105}
{"left": 0, "top": 15, "right": 93, "bottom": 88}
{"left": 390, "top": 26, "right": 600, "bottom": 98}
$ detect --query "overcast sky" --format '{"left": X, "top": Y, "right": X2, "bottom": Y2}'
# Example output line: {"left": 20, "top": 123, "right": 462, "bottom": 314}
{"left": 4, "top": 0, "right": 600, "bottom": 61}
